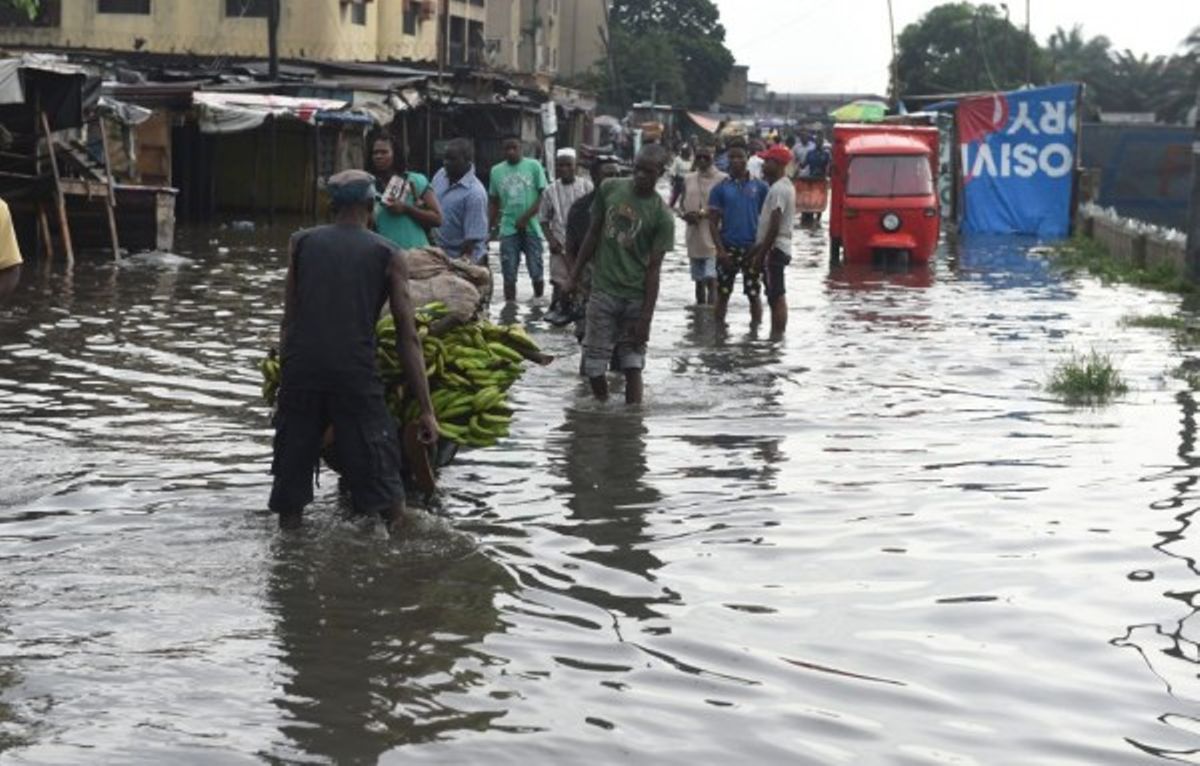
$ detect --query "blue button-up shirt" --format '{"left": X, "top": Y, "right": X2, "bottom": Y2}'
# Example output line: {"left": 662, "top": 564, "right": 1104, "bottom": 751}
{"left": 431, "top": 165, "right": 490, "bottom": 263}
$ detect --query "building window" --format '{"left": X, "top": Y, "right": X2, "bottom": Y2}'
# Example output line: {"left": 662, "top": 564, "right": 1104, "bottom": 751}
{"left": 350, "top": 1, "right": 367, "bottom": 25}
{"left": 97, "top": 0, "right": 150, "bottom": 13}
{"left": 448, "top": 15, "right": 466, "bottom": 65}
{"left": 402, "top": 7, "right": 417, "bottom": 35}
{"left": 225, "top": 0, "right": 269, "bottom": 18}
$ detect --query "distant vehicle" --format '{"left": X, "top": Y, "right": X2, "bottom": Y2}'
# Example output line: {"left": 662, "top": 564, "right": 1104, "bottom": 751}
{"left": 829, "top": 124, "right": 939, "bottom": 263}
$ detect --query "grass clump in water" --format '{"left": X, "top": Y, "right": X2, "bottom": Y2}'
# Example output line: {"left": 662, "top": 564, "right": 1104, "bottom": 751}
{"left": 1120, "top": 314, "right": 1187, "bottom": 330}
{"left": 1046, "top": 349, "right": 1129, "bottom": 405}
{"left": 1051, "top": 236, "right": 1192, "bottom": 293}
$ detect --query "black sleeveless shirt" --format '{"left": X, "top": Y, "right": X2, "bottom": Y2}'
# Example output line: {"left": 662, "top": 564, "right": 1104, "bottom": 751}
{"left": 281, "top": 224, "right": 397, "bottom": 394}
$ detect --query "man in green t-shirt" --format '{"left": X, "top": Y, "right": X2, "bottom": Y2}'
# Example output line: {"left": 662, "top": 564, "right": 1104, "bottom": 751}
{"left": 565, "top": 145, "right": 674, "bottom": 405}
{"left": 488, "top": 137, "right": 549, "bottom": 303}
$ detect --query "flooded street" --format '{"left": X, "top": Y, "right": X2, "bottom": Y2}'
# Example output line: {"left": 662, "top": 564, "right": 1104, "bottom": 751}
{"left": 3, "top": 220, "right": 1200, "bottom": 764}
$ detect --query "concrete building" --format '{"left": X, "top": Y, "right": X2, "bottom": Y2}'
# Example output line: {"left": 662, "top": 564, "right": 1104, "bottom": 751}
{"left": 441, "top": 0, "right": 489, "bottom": 67}
{"left": 0, "top": 0, "right": 457, "bottom": 64}
{"left": 557, "top": 0, "right": 605, "bottom": 79}
{"left": 483, "top": 0, "right": 561, "bottom": 77}
{"left": 717, "top": 64, "right": 749, "bottom": 113}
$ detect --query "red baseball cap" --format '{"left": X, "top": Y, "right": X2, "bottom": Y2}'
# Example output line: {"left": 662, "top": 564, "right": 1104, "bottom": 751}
{"left": 756, "top": 145, "right": 794, "bottom": 166}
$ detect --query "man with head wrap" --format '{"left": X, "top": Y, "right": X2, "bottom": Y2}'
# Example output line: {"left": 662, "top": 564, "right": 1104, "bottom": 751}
{"left": 539, "top": 146, "right": 593, "bottom": 314}
{"left": 270, "top": 169, "right": 438, "bottom": 533}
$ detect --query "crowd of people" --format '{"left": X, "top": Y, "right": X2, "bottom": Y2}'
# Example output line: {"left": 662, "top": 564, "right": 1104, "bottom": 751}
{"left": 363, "top": 129, "right": 832, "bottom": 397}
{"left": 267, "top": 129, "right": 831, "bottom": 531}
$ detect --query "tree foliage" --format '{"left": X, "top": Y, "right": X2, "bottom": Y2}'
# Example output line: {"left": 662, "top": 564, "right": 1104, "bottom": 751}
{"left": 1042, "top": 22, "right": 1197, "bottom": 122}
{"left": 894, "top": 2, "right": 1044, "bottom": 98}
{"left": 896, "top": 4, "right": 1198, "bottom": 124}
{"left": 1, "top": 0, "right": 39, "bottom": 19}
{"left": 604, "top": 26, "right": 686, "bottom": 106}
{"left": 597, "top": 0, "right": 734, "bottom": 109}
{"left": 611, "top": 0, "right": 726, "bottom": 42}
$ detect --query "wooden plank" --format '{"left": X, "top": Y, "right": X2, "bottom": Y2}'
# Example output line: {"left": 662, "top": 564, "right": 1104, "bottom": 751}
{"left": 59, "top": 178, "right": 111, "bottom": 196}
{"left": 98, "top": 118, "right": 122, "bottom": 260}
{"left": 40, "top": 111, "right": 73, "bottom": 267}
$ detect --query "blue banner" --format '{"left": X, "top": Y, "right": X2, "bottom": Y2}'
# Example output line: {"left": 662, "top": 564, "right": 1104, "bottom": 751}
{"left": 958, "top": 83, "right": 1080, "bottom": 238}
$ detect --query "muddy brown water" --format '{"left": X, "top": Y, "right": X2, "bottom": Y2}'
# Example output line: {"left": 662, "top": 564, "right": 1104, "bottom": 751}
{"left": 2, "top": 220, "right": 1200, "bottom": 764}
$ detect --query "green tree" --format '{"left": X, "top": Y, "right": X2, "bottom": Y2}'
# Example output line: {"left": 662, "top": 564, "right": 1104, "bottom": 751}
{"left": 611, "top": 0, "right": 725, "bottom": 40}
{"left": 672, "top": 33, "right": 734, "bottom": 108}
{"left": 894, "top": 2, "right": 1044, "bottom": 98}
{"left": 598, "top": 0, "right": 733, "bottom": 109}
{"left": 603, "top": 26, "right": 686, "bottom": 106}
{"left": 1045, "top": 25, "right": 1114, "bottom": 118}
{"left": 1, "top": 0, "right": 39, "bottom": 19}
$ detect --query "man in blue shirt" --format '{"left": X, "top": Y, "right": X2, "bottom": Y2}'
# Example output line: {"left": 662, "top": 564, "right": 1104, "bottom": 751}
{"left": 431, "top": 138, "right": 489, "bottom": 264}
{"left": 707, "top": 139, "right": 769, "bottom": 329}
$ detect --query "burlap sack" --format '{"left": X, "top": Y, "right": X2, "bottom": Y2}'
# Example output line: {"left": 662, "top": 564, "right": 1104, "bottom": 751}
{"left": 406, "top": 246, "right": 493, "bottom": 306}
{"left": 407, "top": 271, "right": 481, "bottom": 322}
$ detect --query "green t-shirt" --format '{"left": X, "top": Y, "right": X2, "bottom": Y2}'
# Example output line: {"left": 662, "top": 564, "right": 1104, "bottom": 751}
{"left": 374, "top": 171, "right": 430, "bottom": 249}
{"left": 590, "top": 178, "right": 676, "bottom": 301}
{"left": 488, "top": 157, "right": 548, "bottom": 238}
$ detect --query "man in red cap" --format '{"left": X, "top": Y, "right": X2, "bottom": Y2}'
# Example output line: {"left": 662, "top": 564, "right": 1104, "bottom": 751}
{"left": 750, "top": 145, "right": 796, "bottom": 336}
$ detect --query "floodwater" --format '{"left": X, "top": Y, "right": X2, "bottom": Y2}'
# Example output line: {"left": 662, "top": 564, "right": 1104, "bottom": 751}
{"left": 2, "top": 216, "right": 1200, "bottom": 765}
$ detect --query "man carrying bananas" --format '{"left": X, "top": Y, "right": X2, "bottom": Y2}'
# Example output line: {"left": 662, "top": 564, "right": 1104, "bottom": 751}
{"left": 565, "top": 145, "right": 675, "bottom": 405}
{"left": 270, "top": 169, "right": 438, "bottom": 532}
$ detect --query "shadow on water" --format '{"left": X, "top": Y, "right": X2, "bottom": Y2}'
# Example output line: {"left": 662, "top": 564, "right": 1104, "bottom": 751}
{"left": 266, "top": 538, "right": 516, "bottom": 763}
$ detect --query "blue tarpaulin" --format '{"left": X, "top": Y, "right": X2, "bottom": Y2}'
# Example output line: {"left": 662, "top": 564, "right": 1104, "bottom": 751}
{"left": 957, "top": 83, "right": 1081, "bottom": 238}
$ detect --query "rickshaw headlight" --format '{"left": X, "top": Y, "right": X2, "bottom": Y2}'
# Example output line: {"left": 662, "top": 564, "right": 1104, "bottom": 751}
{"left": 881, "top": 213, "right": 902, "bottom": 232}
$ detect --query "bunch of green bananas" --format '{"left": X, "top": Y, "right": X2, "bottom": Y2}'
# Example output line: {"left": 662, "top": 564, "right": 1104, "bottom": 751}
{"left": 260, "top": 302, "right": 545, "bottom": 451}
{"left": 377, "top": 303, "right": 543, "bottom": 448}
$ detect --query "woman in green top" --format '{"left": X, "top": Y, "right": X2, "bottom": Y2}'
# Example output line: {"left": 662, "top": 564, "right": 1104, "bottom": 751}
{"left": 370, "top": 135, "right": 442, "bottom": 249}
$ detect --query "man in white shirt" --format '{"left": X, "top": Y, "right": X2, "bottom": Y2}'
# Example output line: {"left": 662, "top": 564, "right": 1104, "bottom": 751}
{"left": 746, "top": 139, "right": 766, "bottom": 180}
{"left": 676, "top": 143, "right": 725, "bottom": 305}
{"left": 539, "top": 147, "right": 593, "bottom": 313}
{"left": 750, "top": 145, "right": 796, "bottom": 336}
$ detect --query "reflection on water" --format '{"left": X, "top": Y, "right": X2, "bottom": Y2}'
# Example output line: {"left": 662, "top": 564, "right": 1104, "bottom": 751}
{"left": 551, "top": 408, "right": 665, "bottom": 601}
{"left": 3, "top": 220, "right": 1200, "bottom": 762}
{"left": 269, "top": 540, "right": 511, "bottom": 763}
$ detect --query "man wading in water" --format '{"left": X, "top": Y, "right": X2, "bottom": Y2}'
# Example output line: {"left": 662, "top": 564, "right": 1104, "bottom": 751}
{"left": 565, "top": 145, "right": 674, "bottom": 405}
{"left": 270, "top": 170, "right": 438, "bottom": 532}
{"left": 749, "top": 144, "right": 796, "bottom": 337}
{"left": 708, "top": 139, "right": 768, "bottom": 329}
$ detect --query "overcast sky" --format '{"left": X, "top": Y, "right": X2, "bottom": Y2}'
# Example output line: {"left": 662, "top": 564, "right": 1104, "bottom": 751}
{"left": 714, "top": 0, "right": 1198, "bottom": 95}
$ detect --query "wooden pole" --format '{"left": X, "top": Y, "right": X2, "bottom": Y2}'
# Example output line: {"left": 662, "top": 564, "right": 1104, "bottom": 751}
{"left": 98, "top": 118, "right": 122, "bottom": 259}
{"left": 269, "top": 115, "right": 277, "bottom": 226}
{"left": 36, "top": 203, "right": 55, "bottom": 261}
{"left": 267, "top": 0, "right": 280, "bottom": 80}
{"left": 40, "top": 112, "right": 74, "bottom": 267}
{"left": 311, "top": 120, "right": 320, "bottom": 225}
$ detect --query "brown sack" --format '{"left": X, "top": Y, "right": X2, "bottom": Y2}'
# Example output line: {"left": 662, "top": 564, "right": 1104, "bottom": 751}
{"left": 407, "top": 271, "right": 481, "bottom": 322}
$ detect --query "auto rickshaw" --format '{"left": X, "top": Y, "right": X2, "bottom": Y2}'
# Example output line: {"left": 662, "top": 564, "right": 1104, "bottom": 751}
{"left": 828, "top": 124, "right": 939, "bottom": 263}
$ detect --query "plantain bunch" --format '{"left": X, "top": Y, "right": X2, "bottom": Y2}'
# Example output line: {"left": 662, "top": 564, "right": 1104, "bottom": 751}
{"left": 260, "top": 302, "right": 544, "bottom": 450}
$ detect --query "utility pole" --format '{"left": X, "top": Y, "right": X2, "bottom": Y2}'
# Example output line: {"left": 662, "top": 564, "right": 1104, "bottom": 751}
{"left": 1188, "top": 85, "right": 1200, "bottom": 282}
{"left": 600, "top": 0, "right": 624, "bottom": 109}
{"left": 886, "top": 0, "right": 898, "bottom": 103}
{"left": 1025, "top": 0, "right": 1032, "bottom": 85}
{"left": 267, "top": 0, "right": 280, "bottom": 80}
